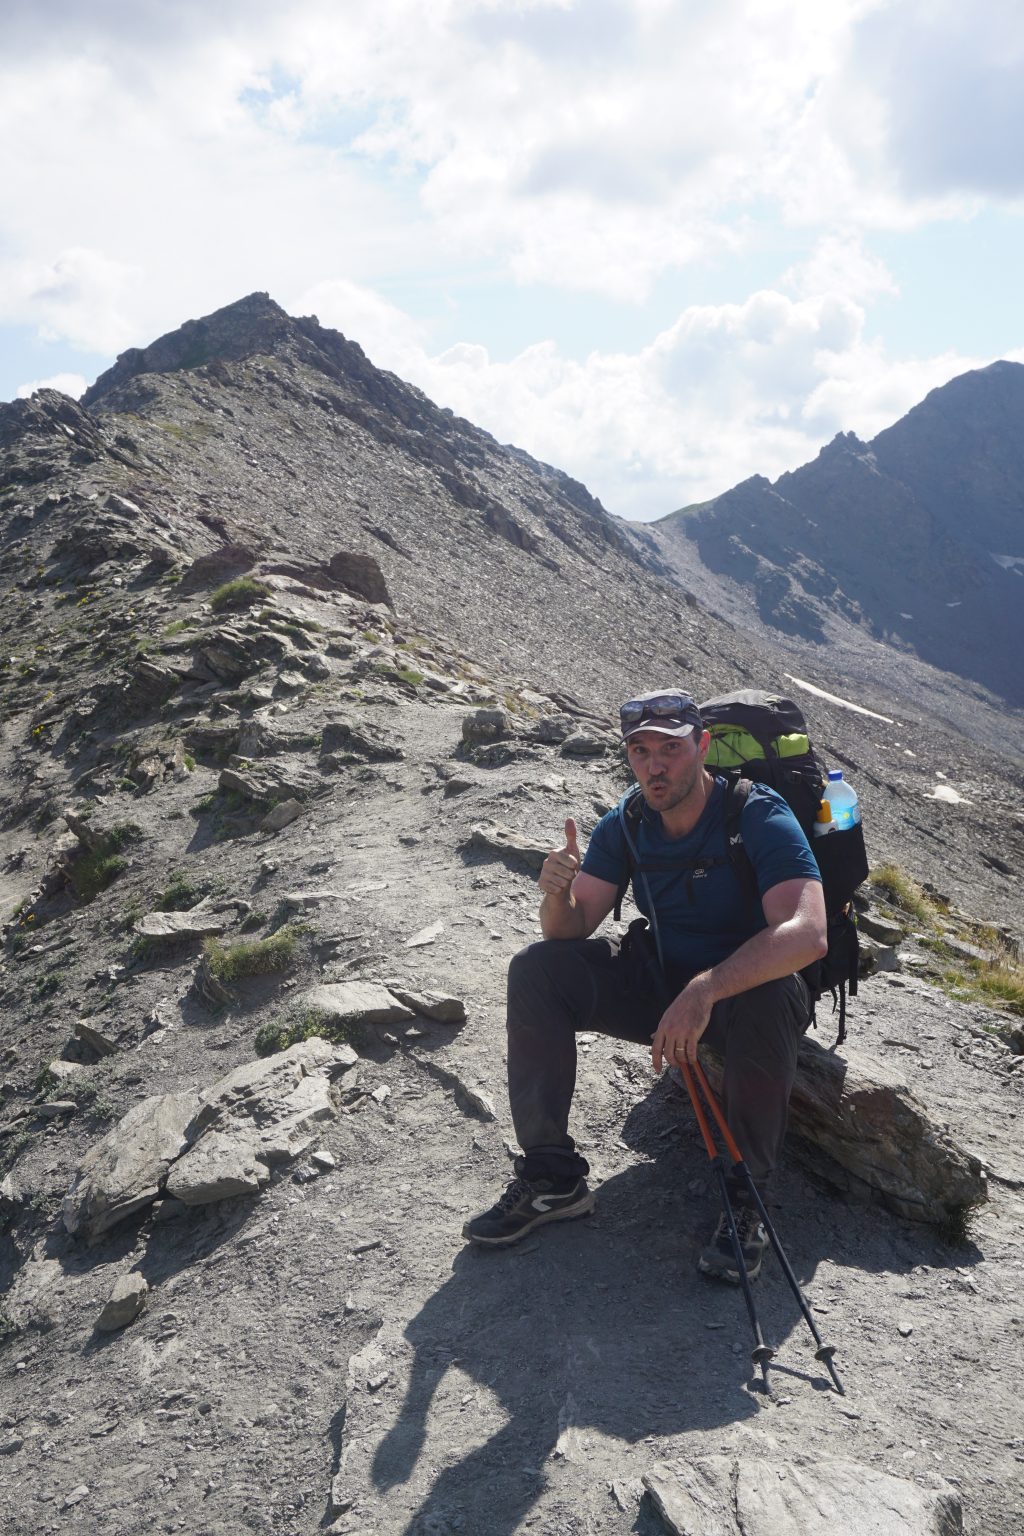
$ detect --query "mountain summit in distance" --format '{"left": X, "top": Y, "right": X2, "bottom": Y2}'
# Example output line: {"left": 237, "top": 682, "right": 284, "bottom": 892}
{"left": 652, "top": 360, "right": 1024, "bottom": 706}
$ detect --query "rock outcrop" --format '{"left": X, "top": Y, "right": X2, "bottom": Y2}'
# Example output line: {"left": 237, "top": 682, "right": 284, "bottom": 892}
{"left": 63, "top": 1040, "right": 357, "bottom": 1238}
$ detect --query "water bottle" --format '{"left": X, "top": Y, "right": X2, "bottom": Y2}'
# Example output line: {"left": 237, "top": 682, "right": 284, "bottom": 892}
{"left": 814, "top": 770, "right": 860, "bottom": 836}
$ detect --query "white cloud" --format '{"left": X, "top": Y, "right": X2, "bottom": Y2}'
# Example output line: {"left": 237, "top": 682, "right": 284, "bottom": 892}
{"left": 849, "top": 0, "right": 1024, "bottom": 199}
{"left": 15, "top": 373, "right": 88, "bottom": 400}
{"left": 0, "top": 0, "right": 1020, "bottom": 520}
{"left": 783, "top": 234, "right": 899, "bottom": 304}
{"left": 0, "top": 247, "right": 142, "bottom": 355}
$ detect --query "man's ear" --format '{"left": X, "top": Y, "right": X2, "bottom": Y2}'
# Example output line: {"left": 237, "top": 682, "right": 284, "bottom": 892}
{"left": 695, "top": 728, "right": 710, "bottom": 761}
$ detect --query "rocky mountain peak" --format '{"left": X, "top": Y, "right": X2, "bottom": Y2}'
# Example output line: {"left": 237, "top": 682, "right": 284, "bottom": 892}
{"left": 653, "top": 359, "right": 1024, "bottom": 707}
{"left": 81, "top": 292, "right": 302, "bottom": 406}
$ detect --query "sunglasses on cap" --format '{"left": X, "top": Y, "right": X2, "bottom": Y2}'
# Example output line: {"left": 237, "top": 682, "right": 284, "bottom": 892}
{"left": 619, "top": 692, "right": 702, "bottom": 735}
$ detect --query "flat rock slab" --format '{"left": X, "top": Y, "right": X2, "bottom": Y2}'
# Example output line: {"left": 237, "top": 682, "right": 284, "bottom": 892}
{"left": 134, "top": 911, "right": 229, "bottom": 941}
{"left": 405, "top": 920, "right": 444, "bottom": 948}
{"left": 280, "top": 891, "right": 349, "bottom": 913}
{"left": 858, "top": 911, "right": 907, "bottom": 945}
{"left": 165, "top": 1128, "right": 269, "bottom": 1204}
{"left": 466, "top": 824, "right": 550, "bottom": 871}
{"left": 63, "top": 1090, "right": 200, "bottom": 1240}
{"left": 302, "top": 982, "right": 416, "bottom": 1028}
{"left": 64, "top": 1041, "right": 358, "bottom": 1231}
{"left": 167, "top": 1039, "right": 352, "bottom": 1204}
{"left": 643, "top": 1454, "right": 962, "bottom": 1536}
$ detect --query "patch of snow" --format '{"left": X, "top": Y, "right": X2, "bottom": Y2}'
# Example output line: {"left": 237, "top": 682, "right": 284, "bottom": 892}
{"left": 784, "top": 675, "right": 894, "bottom": 723}
{"left": 924, "top": 784, "right": 970, "bottom": 805}
{"left": 899, "top": 612, "right": 913, "bottom": 620}
{"left": 992, "top": 553, "right": 1024, "bottom": 574}
{"left": 946, "top": 601, "right": 962, "bottom": 607}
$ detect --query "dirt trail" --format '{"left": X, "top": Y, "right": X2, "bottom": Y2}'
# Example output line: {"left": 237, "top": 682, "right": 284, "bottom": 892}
{"left": 3, "top": 662, "right": 1023, "bottom": 1536}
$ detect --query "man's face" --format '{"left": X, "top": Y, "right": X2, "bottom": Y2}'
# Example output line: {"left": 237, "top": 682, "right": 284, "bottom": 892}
{"left": 625, "top": 728, "right": 709, "bottom": 814}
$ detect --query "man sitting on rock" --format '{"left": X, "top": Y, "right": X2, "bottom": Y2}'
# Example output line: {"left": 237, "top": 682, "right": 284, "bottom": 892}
{"left": 464, "top": 690, "right": 827, "bottom": 1281}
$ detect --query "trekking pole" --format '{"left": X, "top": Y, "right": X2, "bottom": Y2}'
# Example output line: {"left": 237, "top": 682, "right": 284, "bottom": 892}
{"left": 688, "top": 1058, "right": 846, "bottom": 1396}
{"left": 679, "top": 1059, "right": 775, "bottom": 1390}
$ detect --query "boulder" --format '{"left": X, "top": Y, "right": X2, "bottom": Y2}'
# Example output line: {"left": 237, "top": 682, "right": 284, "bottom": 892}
{"left": 95, "top": 1273, "right": 148, "bottom": 1333}
{"left": 560, "top": 729, "right": 610, "bottom": 757}
{"left": 327, "top": 550, "right": 392, "bottom": 606}
{"left": 63, "top": 1090, "right": 200, "bottom": 1239}
{"left": 858, "top": 911, "right": 907, "bottom": 945}
{"left": 320, "top": 718, "right": 403, "bottom": 763}
{"left": 61, "top": 807, "right": 106, "bottom": 854}
{"left": 134, "top": 911, "right": 229, "bottom": 942}
{"left": 703, "top": 1037, "right": 987, "bottom": 1222}
{"left": 858, "top": 933, "right": 901, "bottom": 974}
{"left": 164, "top": 1128, "right": 269, "bottom": 1204}
{"left": 302, "top": 982, "right": 416, "bottom": 1028}
{"left": 63, "top": 1042, "right": 357, "bottom": 1232}
{"left": 386, "top": 987, "right": 466, "bottom": 1024}
{"left": 466, "top": 823, "right": 550, "bottom": 871}
{"left": 461, "top": 708, "right": 509, "bottom": 746}
{"left": 191, "top": 627, "right": 259, "bottom": 684}
{"left": 279, "top": 891, "right": 349, "bottom": 914}
{"left": 530, "top": 714, "right": 574, "bottom": 745}
{"left": 73, "top": 1021, "right": 118, "bottom": 1057}
{"left": 260, "top": 798, "right": 304, "bottom": 832}
{"left": 642, "top": 1454, "right": 962, "bottom": 1536}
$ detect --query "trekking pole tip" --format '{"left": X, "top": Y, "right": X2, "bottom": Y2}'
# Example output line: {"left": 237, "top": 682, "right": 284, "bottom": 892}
{"left": 815, "top": 1343, "right": 845, "bottom": 1395}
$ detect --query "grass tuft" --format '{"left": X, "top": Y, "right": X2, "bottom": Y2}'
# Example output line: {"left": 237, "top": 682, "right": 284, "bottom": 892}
{"left": 255, "top": 1007, "right": 353, "bottom": 1058}
{"left": 68, "top": 850, "right": 128, "bottom": 901}
{"left": 932, "top": 1200, "right": 982, "bottom": 1248}
{"left": 67, "top": 821, "right": 143, "bottom": 903}
{"left": 203, "top": 925, "right": 298, "bottom": 982}
{"left": 209, "top": 576, "right": 270, "bottom": 614}
{"left": 157, "top": 871, "right": 200, "bottom": 912}
{"left": 869, "top": 863, "right": 940, "bottom": 925}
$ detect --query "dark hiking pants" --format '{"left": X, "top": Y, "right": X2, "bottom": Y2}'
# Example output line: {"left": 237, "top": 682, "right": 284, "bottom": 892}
{"left": 506, "top": 936, "right": 811, "bottom": 1187}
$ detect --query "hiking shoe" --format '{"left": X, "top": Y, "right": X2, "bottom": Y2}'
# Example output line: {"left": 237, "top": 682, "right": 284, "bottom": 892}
{"left": 463, "top": 1174, "right": 594, "bottom": 1247}
{"left": 698, "top": 1203, "right": 768, "bottom": 1283}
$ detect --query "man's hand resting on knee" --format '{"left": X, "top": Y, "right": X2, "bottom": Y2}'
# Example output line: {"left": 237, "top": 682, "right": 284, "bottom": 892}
{"left": 651, "top": 975, "right": 715, "bottom": 1070}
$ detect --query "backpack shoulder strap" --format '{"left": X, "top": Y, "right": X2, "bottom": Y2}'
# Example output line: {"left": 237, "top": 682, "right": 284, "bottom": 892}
{"left": 724, "top": 776, "right": 759, "bottom": 905}
{"left": 613, "top": 785, "right": 645, "bottom": 922}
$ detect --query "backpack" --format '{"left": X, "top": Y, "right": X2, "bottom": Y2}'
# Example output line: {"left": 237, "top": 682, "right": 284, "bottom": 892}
{"left": 613, "top": 689, "right": 869, "bottom": 1045}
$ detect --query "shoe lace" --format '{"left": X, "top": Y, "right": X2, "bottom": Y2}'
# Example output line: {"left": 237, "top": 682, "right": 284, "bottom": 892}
{"left": 496, "top": 1177, "right": 532, "bottom": 1213}
{"left": 734, "top": 1205, "right": 764, "bottom": 1243}
{"left": 717, "top": 1204, "right": 763, "bottom": 1245}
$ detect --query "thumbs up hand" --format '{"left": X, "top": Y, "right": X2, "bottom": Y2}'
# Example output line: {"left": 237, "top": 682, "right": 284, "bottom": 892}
{"left": 539, "top": 817, "right": 582, "bottom": 901}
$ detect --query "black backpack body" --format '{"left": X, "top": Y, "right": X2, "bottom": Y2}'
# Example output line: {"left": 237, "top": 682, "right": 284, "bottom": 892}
{"left": 615, "top": 689, "right": 869, "bottom": 1044}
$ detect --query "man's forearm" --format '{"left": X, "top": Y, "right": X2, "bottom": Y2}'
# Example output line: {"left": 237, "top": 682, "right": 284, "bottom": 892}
{"left": 539, "top": 892, "right": 590, "bottom": 941}
{"left": 685, "top": 917, "right": 825, "bottom": 1008}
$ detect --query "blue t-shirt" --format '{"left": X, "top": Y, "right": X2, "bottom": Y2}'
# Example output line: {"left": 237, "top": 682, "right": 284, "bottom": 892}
{"left": 582, "top": 777, "right": 820, "bottom": 982}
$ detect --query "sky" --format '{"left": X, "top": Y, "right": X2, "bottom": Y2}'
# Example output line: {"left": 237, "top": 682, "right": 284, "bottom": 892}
{"left": 2, "top": 0, "right": 1023, "bottom": 522}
